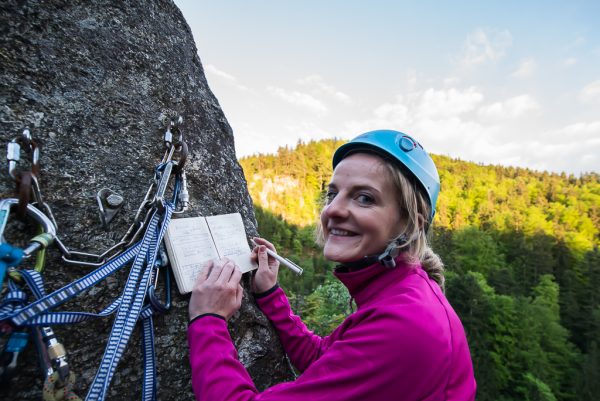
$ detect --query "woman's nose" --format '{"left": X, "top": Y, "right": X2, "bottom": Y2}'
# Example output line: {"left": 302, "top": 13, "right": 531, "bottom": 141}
{"left": 323, "top": 196, "right": 349, "bottom": 219}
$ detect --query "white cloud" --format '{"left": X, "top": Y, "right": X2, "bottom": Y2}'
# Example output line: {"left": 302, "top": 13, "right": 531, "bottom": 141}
{"left": 418, "top": 87, "right": 484, "bottom": 118}
{"left": 204, "top": 64, "right": 248, "bottom": 91}
{"left": 511, "top": 58, "right": 536, "bottom": 78}
{"left": 266, "top": 86, "right": 328, "bottom": 115}
{"left": 459, "top": 29, "right": 513, "bottom": 67}
{"left": 579, "top": 80, "right": 600, "bottom": 103}
{"left": 373, "top": 87, "right": 484, "bottom": 127}
{"left": 478, "top": 94, "right": 541, "bottom": 120}
{"left": 297, "top": 75, "right": 352, "bottom": 104}
{"left": 564, "top": 57, "right": 578, "bottom": 66}
{"left": 558, "top": 121, "right": 600, "bottom": 137}
{"left": 443, "top": 77, "right": 461, "bottom": 87}
{"left": 344, "top": 87, "right": 600, "bottom": 174}
{"left": 519, "top": 122, "right": 600, "bottom": 173}
{"left": 283, "top": 120, "right": 333, "bottom": 141}
{"left": 232, "top": 80, "right": 598, "bottom": 174}
{"left": 345, "top": 87, "right": 490, "bottom": 158}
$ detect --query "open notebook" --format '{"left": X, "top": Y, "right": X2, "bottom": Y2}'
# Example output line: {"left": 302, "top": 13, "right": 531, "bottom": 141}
{"left": 163, "top": 212, "right": 257, "bottom": 294}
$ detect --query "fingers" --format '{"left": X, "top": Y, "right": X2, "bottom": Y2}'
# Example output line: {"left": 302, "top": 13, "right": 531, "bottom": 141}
{"left": 207, "top": 258, "right": 243, "bottom": 288}
{"left": 231, "top": 264, "right": 242, "bottom": 285}
{"left": 190, "top": 257, "right": 246, "bottom": 321}
{"left": 257, "top": 245, "right": 270, "bottom": 270}
{"left": 253, "top": 237, "right": 276, "bottom": 252}
{"left": 251, "top": 245, "right": 278, "bottom": 293}
{"left": 197, "top": 259, "right": 213, "bottom": 284}
{"left": 214, "top": 258, "right": 233, "bottom": 284}
{"left": 204, "top": 258, "right": 223, "bottom": 284}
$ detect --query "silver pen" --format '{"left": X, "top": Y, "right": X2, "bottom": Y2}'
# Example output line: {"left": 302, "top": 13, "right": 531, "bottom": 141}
{"left": 251, "top": 239, "right": 304, "bottom": 275}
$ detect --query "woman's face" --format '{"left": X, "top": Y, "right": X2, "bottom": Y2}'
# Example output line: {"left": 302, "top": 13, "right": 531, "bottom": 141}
{"left": 320, "top": 153, "right": 403, "bottom": 263}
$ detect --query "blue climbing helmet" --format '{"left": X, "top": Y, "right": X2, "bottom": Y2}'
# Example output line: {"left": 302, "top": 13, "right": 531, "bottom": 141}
{"left": 332, "top": 130, "right": 440, "bottom": 223}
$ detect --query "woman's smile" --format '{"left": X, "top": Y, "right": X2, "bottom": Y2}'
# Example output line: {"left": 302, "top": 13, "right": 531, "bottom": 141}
{"left": 320, "top": 153, "right": 403, "bottom": 263}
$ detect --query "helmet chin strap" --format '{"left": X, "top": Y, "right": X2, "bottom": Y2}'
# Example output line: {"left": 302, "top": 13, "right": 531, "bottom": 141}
{"left": 377, "top": 234, "right": 409, "bottom": 268}
{"left": 338, "top": 232, "right": 417, "bottom": 270}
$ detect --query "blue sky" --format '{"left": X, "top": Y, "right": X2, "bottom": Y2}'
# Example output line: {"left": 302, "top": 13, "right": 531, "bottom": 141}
{"left": 174, "top": 1, "right": 600, "bottom": 175}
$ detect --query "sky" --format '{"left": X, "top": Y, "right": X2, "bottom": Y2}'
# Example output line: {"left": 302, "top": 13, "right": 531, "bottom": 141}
{"left": 174, "top": 1, "right": 600, "bottom": 175}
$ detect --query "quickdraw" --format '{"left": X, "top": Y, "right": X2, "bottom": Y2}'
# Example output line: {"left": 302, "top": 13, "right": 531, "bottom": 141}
{"left": 0, "top": 199, "right": 76, "bottom": 399}
{"left": 1, "top": 116, "right": 190, "bottom": 401}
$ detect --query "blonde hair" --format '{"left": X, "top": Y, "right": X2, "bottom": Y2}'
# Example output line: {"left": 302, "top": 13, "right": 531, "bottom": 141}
{"left": 317, "top": 152, "right": 445, "bottom": 290}
{"left": 382, "top": 161, "right": 445, "bottom": 290}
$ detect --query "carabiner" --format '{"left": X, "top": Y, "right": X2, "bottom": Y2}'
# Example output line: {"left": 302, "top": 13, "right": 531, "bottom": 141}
{"left": 0, "top": 199, "right": 56, "bottom": 257}
{"left": 7, "top": 129, "right": 40, "bottom": 182}
{"left": 153, "top": 161, "right": 175, "bottom": 210}
{"left": 40, "top": 326, "right": 70, "bottom": 383}
{"left": 162, "top": 116, "right": 182, "bottom": 148}
{"left": 172, "top": 140, "right": 189, "bottom": 174}
{"left": 147, "top": 245, "right": 171, "bottom": 313}
{"left": 147, "top": 269, "right": 172, "bottom": 314}
{"left": 161, "top": 116, "right": 183, "bottom": 164}
{"left": 172, "top": 171, "right": 189, "bottom": 215}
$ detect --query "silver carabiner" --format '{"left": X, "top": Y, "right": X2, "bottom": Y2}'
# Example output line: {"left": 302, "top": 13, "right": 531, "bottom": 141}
{"left": 7, "top": 129, "right": 40, "bottom": 181}
{"left": 0, "top": 198, "right": 56, "bottom": 257}
{"left": 153, "top": 161, "right": 174, "bottom": 210}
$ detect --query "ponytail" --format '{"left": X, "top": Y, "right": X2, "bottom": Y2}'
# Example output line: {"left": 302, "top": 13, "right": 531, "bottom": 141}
{"left": 421, "top": 247, "right": 445, "bottom": 291}
{"left": 383, "top": 160, "right": 446, "bottom": 291}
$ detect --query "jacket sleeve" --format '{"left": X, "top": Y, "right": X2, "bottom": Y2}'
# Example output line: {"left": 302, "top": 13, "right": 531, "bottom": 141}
{"left": 188, "top": 305, "right": 461, "bottom": 401}
{"left": 188, "top": 316, "right": 258, "bottom": 400}
{"left": 254, "top": 287, "right": 328, "bottom": 372}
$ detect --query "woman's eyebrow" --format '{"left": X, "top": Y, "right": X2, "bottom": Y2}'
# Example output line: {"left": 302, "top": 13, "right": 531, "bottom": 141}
{"left": 327, "top": 182, "right": 382, "bottom": 194}
{"left": 353, "top": 184, "right": 382, "bottom": 194}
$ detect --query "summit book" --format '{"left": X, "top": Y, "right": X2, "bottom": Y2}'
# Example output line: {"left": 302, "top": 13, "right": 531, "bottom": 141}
{"left": 163, "top": 213, "right": 257, "bottom": 294}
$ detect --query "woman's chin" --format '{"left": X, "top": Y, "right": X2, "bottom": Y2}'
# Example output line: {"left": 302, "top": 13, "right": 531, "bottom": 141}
{"left": 323, "top": 247, "right": 356, "bottom": 264}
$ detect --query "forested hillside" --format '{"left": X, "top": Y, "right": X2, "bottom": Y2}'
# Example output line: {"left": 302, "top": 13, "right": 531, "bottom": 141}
{"left": 240, "top": 139, "right": 599, "bottom": 401}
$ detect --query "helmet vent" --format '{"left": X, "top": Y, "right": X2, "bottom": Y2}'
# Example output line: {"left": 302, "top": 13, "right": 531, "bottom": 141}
{"left": 399, "top": 136, "right": 416, "bottom": 152}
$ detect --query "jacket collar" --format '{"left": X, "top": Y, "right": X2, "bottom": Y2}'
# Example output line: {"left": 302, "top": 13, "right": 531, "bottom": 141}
{"left": 334, "top": 256, "right": 416, "bottom": 308}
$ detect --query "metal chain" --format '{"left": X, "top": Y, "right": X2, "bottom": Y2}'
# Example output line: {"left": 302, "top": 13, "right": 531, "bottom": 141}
{"left": 2, "top": 115, "right": 191, "bottom": 401}
{"left": 5, "top": 117, "right": 190, "bottom": 267}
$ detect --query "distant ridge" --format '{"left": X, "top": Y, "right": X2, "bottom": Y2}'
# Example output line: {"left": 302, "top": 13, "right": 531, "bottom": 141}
{"left": 240, "top": 138, "right": 599, "bottom": 254}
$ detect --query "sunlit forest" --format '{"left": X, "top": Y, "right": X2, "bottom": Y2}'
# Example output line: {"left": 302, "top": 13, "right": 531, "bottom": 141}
{"left": 240, "top": 139, "right": 600, "bottom": 401}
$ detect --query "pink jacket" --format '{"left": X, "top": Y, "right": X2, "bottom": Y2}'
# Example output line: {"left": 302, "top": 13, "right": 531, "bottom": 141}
{"left": 188, "top": 259, "right": 476, "bottom": 400}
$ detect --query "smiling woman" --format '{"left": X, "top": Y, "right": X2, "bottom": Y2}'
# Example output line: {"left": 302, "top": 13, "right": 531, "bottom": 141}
{"left": 320, "top": 153, "right": 403, "bottom": 263}
{"left": 187, "top": 129, "right": 477, "bottom": 401}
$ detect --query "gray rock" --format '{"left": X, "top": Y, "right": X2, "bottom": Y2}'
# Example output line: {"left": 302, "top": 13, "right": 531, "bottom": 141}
{"left": 0, "top": 0, "right": 293, "bottom": 399}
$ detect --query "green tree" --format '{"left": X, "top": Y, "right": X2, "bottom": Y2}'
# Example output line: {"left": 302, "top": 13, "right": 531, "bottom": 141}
{"left": 448, "top": 227, "right": 506, "bottom": 277}
{"left": 515, "top": 275, "right": 580, "bottom": 400}
{"left": 302, "top": 278, "right": 351, "bottom": 336}
{"left": 446, "top": 272, "right": 519, "bottom": 400}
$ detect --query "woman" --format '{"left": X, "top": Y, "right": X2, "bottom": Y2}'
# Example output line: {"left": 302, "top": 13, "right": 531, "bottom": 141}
{"left": 188, "top": 130, "right": 477, "bottom": 400}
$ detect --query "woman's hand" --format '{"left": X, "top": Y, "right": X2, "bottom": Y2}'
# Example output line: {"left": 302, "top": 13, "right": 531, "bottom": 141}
{"left": 251, "top": 237, "right": 280, "bottom": 293}
{"left": 189, "top": 258, "right": 243, "bottom": 321}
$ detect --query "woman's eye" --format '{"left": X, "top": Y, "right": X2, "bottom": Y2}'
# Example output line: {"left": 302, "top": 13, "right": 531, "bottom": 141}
{"left": 325, "top": 192, "right": 337, "bottom": 203}
{"left": 356, "top": 194, "right": 374, "bottom": 205}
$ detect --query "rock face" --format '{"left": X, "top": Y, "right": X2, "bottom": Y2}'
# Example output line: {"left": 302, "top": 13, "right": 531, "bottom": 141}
{"left": 0, "top": 0, "right": 293, "bottom": 399}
